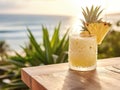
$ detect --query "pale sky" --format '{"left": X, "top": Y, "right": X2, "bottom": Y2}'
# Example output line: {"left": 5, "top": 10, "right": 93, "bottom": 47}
{"left": 0, "top": 0, "right": 120, "bottom": 16}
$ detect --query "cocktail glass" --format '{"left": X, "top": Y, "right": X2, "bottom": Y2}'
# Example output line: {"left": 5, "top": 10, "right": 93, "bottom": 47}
{"left": 68, "top": 34, "right": 97, "bottom": 71}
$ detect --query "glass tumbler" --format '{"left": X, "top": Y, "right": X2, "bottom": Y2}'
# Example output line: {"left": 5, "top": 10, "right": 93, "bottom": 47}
{"left": 68, "top": 34, "right": 97, "bottom": 71}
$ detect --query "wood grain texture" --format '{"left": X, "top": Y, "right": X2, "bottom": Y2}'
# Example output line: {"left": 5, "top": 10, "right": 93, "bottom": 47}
{"left": 21, "top": 57, "right": 120, "bottom": 90}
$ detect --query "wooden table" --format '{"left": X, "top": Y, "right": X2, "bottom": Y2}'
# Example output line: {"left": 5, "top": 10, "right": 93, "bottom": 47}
{"left": 21, "top": 57, "right": 120, "bottom": 90}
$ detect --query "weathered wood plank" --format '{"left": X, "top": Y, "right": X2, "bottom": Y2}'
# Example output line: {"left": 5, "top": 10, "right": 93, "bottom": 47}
{"left": 21, "top": 57, "right": 120, "bottom": 90}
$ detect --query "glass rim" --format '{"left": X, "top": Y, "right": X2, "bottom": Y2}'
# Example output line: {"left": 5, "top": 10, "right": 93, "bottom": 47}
{"left": 69, "top": 33, "right": 96, "bottom": 38}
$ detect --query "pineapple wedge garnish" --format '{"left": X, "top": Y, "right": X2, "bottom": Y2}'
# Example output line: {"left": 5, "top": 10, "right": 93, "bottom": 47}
{"left": 85, "top": 22, "right": 111, "bottom": 44}
{"left": 81, "top": 6, "right": 112, "bottom": 44}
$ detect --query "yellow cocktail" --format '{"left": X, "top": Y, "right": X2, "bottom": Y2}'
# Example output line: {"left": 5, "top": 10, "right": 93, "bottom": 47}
{"left": 68, "top": 6, "right": 111, "bottom": 71}
{"left": 69, "top": 34, "right": 97, "bottom": 71}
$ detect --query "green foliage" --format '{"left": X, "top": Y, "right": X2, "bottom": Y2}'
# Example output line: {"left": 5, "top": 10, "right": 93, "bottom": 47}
{"left": 0, "top": 23, "right": 69, "bottom": 90}
{"left": 98, "top": 30, "right": 120, "bottom": 59}
{"left": 0, "top": 41, "right": 9, "bottom": 61}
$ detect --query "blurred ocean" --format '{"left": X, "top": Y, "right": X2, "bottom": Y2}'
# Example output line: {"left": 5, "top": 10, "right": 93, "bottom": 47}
{"left": 0, "top": 14, "right": 74, "bottom": 51}
{"left": 0, "top": 14, "right": 119, "bottom": 51}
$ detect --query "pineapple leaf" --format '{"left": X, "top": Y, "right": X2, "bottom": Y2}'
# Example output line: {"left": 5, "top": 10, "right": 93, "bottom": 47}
{"left": 81, "top": 5, "right": 103, "bottom": 30}
{"left": 82, "top": 8, "right": 88, "bottom": 22}
{"left": 86, "top": 7, "right": 90, "bottom": 22}
{"left": 96, "top": 9, "right": 104, "bottom": 21}
{"left": 89, "top": 5, "right": 94, "bottom": 22}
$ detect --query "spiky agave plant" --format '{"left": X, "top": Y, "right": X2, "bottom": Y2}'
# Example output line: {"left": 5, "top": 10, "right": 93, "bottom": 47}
{"left": 0, "top": 23, "right": 69, "bottom": 90}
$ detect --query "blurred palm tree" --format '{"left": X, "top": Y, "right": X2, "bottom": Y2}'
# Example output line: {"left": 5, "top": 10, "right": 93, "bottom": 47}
{"left": 0, "top": 41, "right": 9, "bottom": 61}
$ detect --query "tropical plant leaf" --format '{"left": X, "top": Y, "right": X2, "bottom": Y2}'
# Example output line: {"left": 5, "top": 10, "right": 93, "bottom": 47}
{"left": 55, "top": 28, "right": 69, "bottom": 55}
{"left": 51, "top": 23, "right": 60, "bottom": 52}
{"left": 27, "top": 28, "right": 45, "bottom": 61}
{"left": 42, "top": 25, "right": 53, "bottom": 64}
